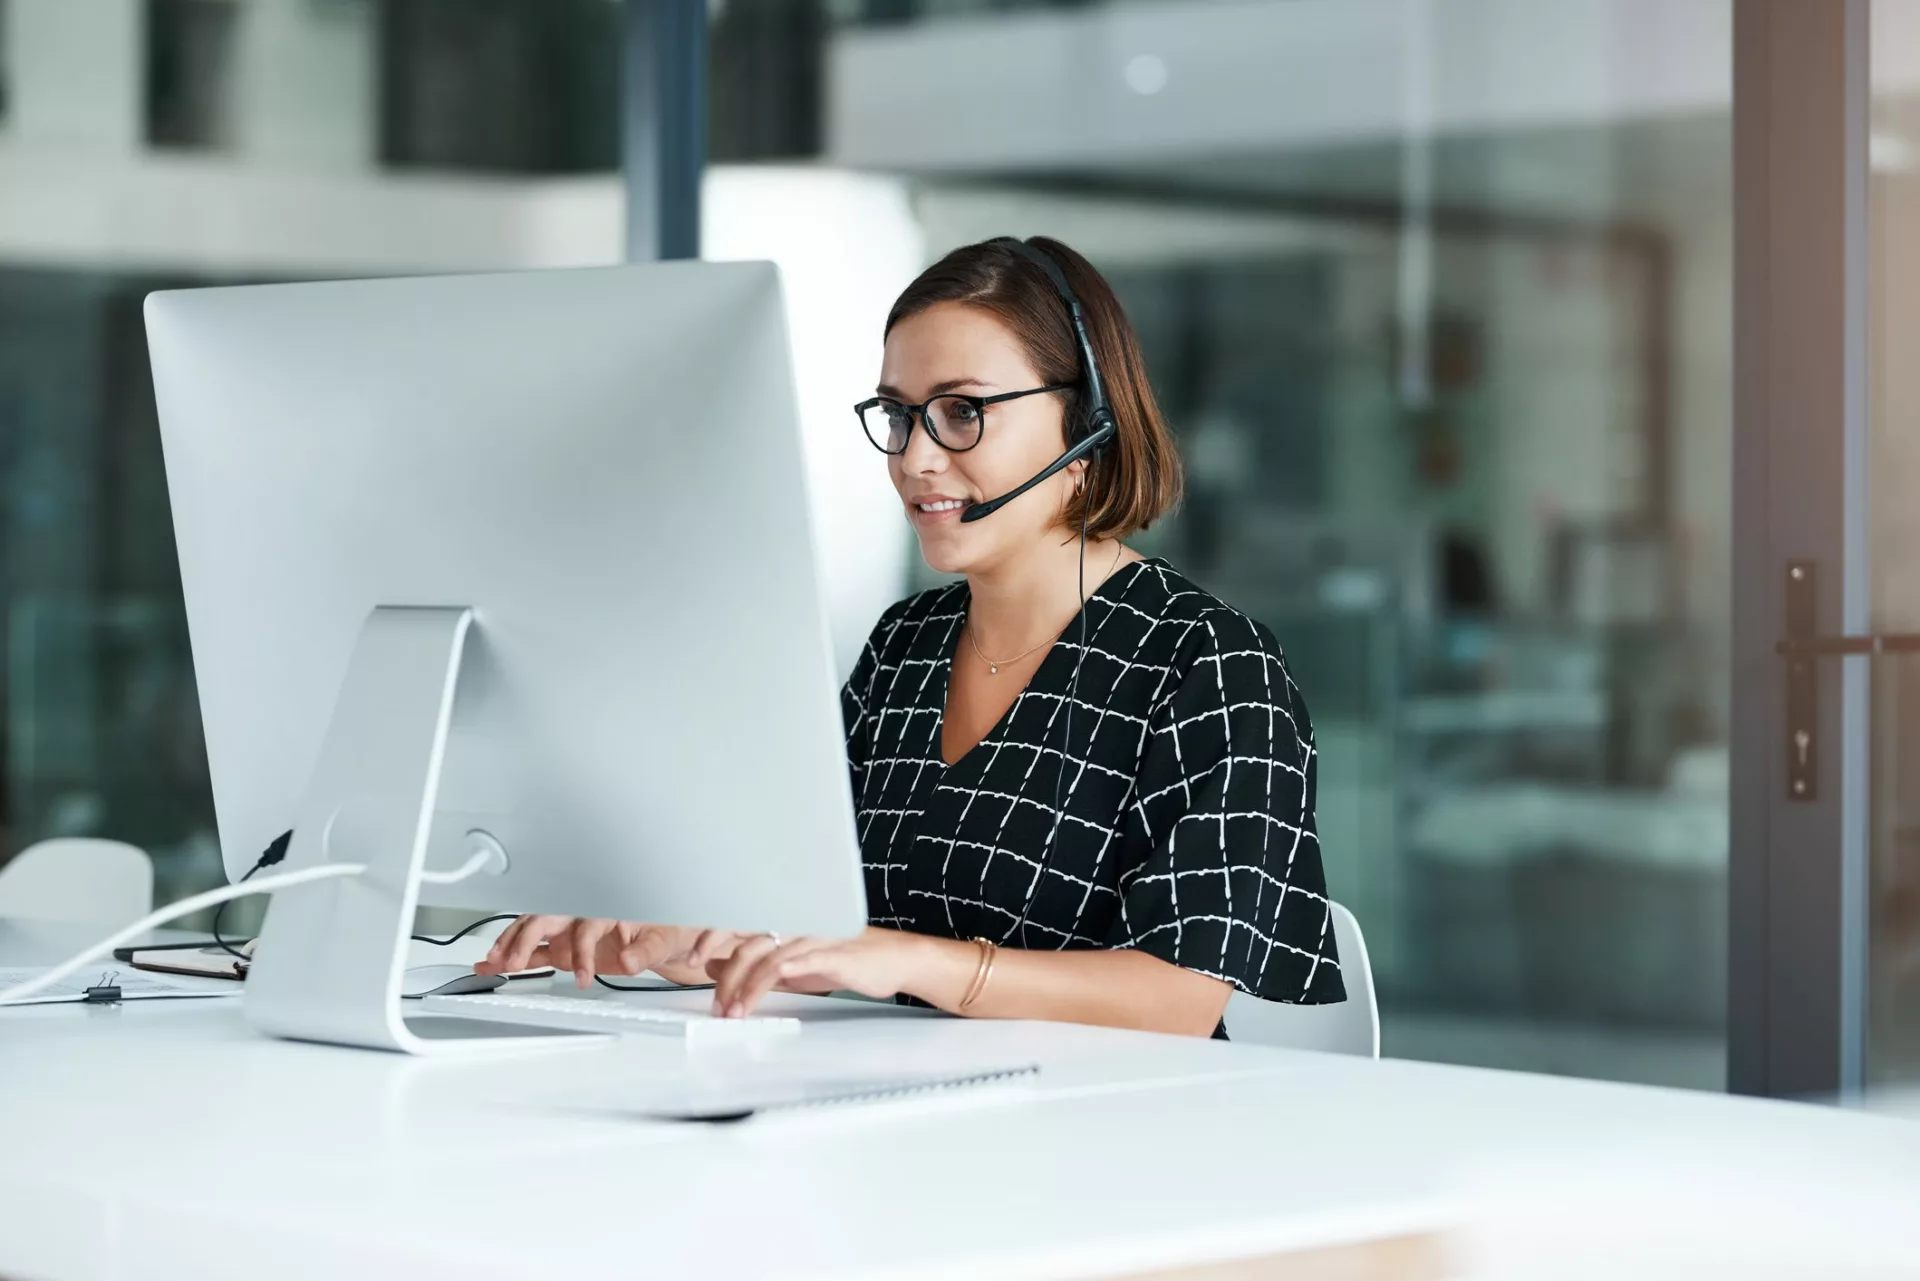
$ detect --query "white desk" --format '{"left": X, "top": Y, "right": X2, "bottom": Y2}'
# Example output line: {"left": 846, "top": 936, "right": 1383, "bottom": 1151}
{"left": 3, "top": 917, "right": 1917, "bottom": 1281}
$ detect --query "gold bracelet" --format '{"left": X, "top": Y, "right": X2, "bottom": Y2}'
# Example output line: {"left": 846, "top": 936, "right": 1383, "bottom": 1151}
{"left": 959, "top": 937, "right": 997, "bottom": 1013}
{"left": 957, "top": 938, "right": 991, "bottom": 1010}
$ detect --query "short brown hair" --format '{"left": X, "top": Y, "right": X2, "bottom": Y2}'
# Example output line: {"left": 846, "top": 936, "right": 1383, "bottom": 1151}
{"left": 884, "top": 236, "right": 1183, "bottom": 540}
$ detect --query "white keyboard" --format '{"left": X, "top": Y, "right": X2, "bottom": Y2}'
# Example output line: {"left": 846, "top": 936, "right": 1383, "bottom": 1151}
{"left": 419, "top": 991, "right": 801, "bottom": 1041}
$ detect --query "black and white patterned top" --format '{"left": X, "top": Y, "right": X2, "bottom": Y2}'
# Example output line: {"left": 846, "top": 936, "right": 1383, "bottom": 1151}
{"left": 841, "top": 556, "right": 1343, "bottom": 1006}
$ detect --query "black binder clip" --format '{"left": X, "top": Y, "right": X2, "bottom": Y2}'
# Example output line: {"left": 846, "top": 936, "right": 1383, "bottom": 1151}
{"left": 81, "top": 971, "right": 123, "bottom": 1004}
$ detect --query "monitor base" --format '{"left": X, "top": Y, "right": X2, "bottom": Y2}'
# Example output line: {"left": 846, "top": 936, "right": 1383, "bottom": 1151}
{"left": 240, "top": 606, "right": 571, "bottom": 1056}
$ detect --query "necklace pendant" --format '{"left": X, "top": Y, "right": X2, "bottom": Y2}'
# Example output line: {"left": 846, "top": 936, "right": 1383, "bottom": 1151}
{"left": 989, "top": 663, "right": 999, "bottom": 674}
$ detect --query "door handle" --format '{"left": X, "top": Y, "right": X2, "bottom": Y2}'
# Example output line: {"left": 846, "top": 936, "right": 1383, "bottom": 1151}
{"left": 1777, "top": 560, "right": 1920, "bottom": 802}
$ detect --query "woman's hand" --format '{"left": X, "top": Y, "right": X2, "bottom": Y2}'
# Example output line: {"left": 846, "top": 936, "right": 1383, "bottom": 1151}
{"left": 475, "top": 916, "right": 744, "bottom": 989}
{"left": 707, "top": 927, "right": 931, "bottom": 1018}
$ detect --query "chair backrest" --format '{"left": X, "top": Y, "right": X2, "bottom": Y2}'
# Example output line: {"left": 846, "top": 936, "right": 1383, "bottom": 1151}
{"left": 0, "top": 839, "right": 155, "bottom": 923}
{"left": 1224, "top": 901, "right": 1379, "bottom": 1057}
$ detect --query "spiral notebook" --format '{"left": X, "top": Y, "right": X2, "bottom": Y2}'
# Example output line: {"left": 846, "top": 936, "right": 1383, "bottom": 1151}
{"left": 633, "top": 1064, "right": 1041, "bottom": 1123}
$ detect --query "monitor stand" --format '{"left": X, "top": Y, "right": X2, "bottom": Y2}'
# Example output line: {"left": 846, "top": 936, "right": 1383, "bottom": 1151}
{"left": 241, "top": 606, "right": 603, "bottom": 1055}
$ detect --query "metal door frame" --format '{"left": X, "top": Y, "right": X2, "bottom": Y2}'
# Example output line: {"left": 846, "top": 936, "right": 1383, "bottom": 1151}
{"left": 1730, "top": 0, "right": 1873, "bottom": 1099}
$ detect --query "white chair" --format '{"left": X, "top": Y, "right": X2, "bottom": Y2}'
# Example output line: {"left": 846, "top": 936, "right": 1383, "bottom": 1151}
{"left": 1224, "top": 901, "right": 1379, "bottom": 1057}
{"left": 0, "top": 838, "right": 155, "bottom": 923}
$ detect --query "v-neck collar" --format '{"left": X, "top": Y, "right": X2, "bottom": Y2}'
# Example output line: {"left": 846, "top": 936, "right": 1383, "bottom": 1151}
{"left": 930, "top": 557, "right": 1161, "bottom": 773}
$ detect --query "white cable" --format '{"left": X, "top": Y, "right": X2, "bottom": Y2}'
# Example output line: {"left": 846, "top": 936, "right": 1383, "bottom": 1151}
{"left": 418, "top": 846, "right": 494, "bottom": 885}
{"left": 0, "top": 862, "right": 367, "bottom": 1008}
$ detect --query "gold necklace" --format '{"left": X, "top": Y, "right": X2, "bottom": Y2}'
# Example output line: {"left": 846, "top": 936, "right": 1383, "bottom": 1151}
{"left": 967, "top": 544, "right": 1127, "bottom": 675}
{"left": 966, "top": 620, "right": 1059, "bottom": 675}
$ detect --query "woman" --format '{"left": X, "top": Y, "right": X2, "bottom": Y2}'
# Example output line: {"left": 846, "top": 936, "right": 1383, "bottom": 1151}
{"left": 479, "top": 236, "right": 1342, "bottom": 1037}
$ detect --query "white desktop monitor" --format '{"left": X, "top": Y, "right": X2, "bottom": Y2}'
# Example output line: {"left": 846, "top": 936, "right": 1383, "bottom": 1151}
{"left": 146, "top": 262, "right": 868, "bottom": 1053}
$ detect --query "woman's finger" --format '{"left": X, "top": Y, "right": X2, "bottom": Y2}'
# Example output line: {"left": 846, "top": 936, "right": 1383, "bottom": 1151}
{"left": 603, "top": 924, "right": 668, "bottom": 976}
{"left": 499, "top": 915, "right": 569, "bottom": 973}
{"left": 685, "top": 929, "right": 740, "bottom": 970}
{"left": 615, "top": 929, "right": 663, "bottom": 976}
{"left": 771, "top": 972, "right": 840, "bottom": 996}
{"left": 476, "top": 916, "right": 531, "bottom": 972}
{"left": 723, "top": 937, "right": 828, "bottom": 1018}
{"left": 544, "top": 924, "right": 579, "bottom": 975}
{"left": 565, "top": 918, "right": 617, "bottom": 988}
{"left": 709, "top": 934, "right": 782, "bottom": 1015}
{"left": 598, "top": 925, "right": 641, "bottom": 976}
{"left": 485, "top": 914, "right": 544, "bottom": 970}
{"left": 771, "top": 945, "right": 852, "bottom": 995}
{"left": 708, "top": 934, "right": 776, "bottom": 1011}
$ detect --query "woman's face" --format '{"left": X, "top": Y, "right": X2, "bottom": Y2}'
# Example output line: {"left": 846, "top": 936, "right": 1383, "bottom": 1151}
{"left": 879, "top": 302, "right": 1077, "bottom": 577}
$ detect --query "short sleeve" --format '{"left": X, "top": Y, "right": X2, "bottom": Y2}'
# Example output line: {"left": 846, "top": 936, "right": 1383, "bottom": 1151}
{"left": 1110, "top": 613, "right": 1345, "bottom": 1005}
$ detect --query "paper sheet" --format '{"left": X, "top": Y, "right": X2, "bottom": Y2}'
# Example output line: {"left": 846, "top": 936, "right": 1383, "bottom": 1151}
{"left": 0, "top": 966, "right": 238, "bottom": 1007}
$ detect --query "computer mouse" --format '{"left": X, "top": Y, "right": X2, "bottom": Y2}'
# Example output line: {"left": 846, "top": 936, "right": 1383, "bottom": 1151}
{"left": 402, "top": 965, "right": 506, "bottom": 999}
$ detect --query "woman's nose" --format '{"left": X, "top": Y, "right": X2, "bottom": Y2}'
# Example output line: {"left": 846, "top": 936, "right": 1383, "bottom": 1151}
{"left": 897, "top": 413, "right": 948, "bottom": 473}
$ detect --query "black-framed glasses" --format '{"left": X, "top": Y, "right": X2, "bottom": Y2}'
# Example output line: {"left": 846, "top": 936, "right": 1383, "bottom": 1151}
{"left": 853, "top": 383, "right": 1073, "bottom": 455}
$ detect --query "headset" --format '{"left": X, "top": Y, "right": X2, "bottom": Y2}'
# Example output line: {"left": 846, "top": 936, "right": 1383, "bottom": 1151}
{"left": 961, "top": 238, "right": 1118, "bottom": 524}
{"left": 962, "top": 237, "right": 1115, "bottom": 947}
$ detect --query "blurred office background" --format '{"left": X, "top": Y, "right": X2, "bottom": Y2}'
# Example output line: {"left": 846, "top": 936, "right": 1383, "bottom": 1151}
{"left": 0, "top": 0, "right": 1768, "bottom": 1089}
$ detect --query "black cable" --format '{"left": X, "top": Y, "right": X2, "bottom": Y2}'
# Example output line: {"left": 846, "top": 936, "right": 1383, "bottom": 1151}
{"left": 211, "top": 829, "right": 292, "bottom": 959}
{"left": 411, "top": 913, "right": 520, "bottom": 947}
{"left": 596, "top": 975, "right": 716, "bottom": 993}
{"left": 1013, "top": 502, "right": 1091, "bottom": 949}
{"left": 209, "top": 865, "right": 260, "bottom": 958}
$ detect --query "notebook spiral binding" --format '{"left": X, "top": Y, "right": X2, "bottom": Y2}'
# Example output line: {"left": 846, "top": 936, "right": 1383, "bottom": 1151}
{"left": 783, "top": 1064, "right": 1041, "bottom": 1113}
